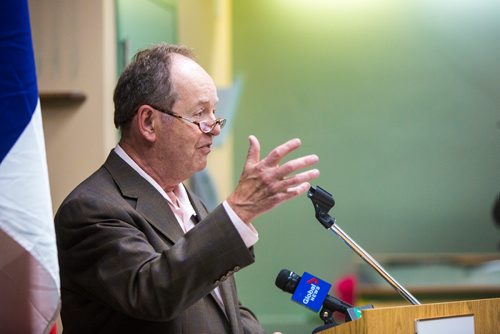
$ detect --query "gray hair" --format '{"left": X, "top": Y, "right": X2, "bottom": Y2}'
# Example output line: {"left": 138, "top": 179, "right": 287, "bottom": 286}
{"left": 113, "top": 43, "right": 194, "bottom": 130}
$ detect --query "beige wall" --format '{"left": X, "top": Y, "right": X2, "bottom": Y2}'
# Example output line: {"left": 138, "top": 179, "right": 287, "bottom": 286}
{"left": 30, "top": 0, "right": 117, "bottom": 211}
{"left": 30, "top": 2, "right": 116, "bottom": 331}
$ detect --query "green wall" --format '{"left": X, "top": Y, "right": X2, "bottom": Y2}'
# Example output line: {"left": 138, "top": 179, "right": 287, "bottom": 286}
{"left": 115, "top": 0, "right": 177, "bottom": 75}
{"left": 232, "top": 1, "right": 500, "bottom": 332}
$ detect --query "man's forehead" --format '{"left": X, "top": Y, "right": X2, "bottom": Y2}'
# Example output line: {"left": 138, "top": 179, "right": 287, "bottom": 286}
{"left": 170, "top": 53, "right": 203, "bottom": 76}
{"left": 170, "top": 54, "right": 218, "bottom": 102}
{"left": 196, "top": 96, "right": 219, "bottom": 106}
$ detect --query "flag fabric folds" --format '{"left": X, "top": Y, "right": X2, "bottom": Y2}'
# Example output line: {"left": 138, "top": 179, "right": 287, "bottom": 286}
{"left": 0, "top": 0, "right": 60, "bottom": 333}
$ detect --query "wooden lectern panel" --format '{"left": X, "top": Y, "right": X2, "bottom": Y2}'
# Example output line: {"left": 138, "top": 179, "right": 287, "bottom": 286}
{"left": 318, "top": 298, "right": 500, "bottom": 334}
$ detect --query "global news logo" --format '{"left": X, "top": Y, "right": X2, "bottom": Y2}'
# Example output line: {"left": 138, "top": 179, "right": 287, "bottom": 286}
{"left": 291, "top": 272, "right": 331, "bottom": 312}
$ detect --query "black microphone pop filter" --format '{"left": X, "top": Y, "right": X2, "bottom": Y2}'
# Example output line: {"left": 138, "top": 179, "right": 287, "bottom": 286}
{"left": 275, "top": 269, "right": 300, "bottom": 294}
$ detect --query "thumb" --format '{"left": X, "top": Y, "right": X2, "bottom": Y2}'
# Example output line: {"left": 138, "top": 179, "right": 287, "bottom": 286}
{"left": 244, "top": 135, "right": 261, "bottom": 165}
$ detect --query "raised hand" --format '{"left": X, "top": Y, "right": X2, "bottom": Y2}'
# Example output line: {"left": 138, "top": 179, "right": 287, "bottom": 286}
{"left": 227, "top": 135, "right": 320, "bottom": 224}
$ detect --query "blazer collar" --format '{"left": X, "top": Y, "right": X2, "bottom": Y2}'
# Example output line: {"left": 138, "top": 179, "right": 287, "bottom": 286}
{"left": 103, "top": 150, "right": 207, "bottom": 243}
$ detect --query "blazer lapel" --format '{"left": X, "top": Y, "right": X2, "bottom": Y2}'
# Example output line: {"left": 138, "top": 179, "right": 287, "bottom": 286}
{"left": 219, "top": 277, "right": 244, "bottom": 333}
{"left": 210, "top": 289, "right": 228, "bottom": 318}
{"left": 103, "top": 151, "right": 184, "bottom": 243}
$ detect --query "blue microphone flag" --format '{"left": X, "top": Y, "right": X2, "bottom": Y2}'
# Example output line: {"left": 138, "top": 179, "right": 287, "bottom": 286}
{"left": 291, "top": 272, "right": 332, "bottom": 312}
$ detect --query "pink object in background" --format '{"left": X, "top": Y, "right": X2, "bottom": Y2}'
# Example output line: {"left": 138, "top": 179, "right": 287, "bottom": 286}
{"left": 334, "top": 275, "right": 357, "bottom": 305}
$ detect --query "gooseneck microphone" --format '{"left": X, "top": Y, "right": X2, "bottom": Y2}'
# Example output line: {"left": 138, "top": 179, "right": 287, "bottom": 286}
{"left": 275, "top": 269, "right": 353, "bottom": 314}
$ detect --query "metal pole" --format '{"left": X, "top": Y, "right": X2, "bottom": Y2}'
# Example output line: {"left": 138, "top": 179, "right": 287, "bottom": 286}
{"left": 329, "top": 221, "right": 421, "bottom": 305}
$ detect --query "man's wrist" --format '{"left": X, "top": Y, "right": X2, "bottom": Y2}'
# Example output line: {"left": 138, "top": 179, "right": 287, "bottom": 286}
{"left": 222, "top": 200, "right": 258, "bottom": 248}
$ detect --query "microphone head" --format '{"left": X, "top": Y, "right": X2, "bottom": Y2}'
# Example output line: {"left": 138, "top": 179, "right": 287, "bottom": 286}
{"left": 275, "top": 269, "right": 301, "bottom": 294}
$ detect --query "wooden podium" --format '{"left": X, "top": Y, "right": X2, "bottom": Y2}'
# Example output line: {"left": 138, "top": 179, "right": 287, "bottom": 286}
{"left": 317, "top": 298, "right": 500, "bottom": 334}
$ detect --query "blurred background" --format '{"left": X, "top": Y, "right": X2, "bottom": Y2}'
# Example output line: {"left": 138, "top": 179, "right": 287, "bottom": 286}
{"left": 29, "top": 0, "right": 500, "bottom": 333}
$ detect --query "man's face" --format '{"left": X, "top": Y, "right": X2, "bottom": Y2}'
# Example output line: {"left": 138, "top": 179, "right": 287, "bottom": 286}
{"left": 154, "top": 54, "right": 220, "bottom": 181}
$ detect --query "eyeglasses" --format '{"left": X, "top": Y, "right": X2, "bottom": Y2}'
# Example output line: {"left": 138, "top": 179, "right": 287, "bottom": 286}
{"left": 150, "top": 105, "right": 226, "bottom": 134}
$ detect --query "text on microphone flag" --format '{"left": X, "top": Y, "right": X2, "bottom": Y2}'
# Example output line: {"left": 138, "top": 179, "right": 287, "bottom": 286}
{"left": 291, "top": 272, "right": 332, "bottom": 312}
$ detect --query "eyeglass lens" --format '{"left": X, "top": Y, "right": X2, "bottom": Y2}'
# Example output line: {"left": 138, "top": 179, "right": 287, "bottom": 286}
{"left": 199, "top": 119, "right": 225, "bottom": 133}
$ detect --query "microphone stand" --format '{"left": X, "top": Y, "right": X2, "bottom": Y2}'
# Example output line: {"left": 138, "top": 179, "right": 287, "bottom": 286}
{"left": 308, "top": 185, "right": 421, "bottom": 306}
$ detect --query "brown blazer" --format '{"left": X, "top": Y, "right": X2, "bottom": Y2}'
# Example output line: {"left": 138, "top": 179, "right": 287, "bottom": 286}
{"left": 55, "top": 151, "right": 265, "bottom": 334}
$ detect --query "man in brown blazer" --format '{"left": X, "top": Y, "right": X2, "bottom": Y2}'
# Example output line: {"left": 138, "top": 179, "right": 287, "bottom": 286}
{"left": 55, "top": 44, "right": 320, "bottom": 333}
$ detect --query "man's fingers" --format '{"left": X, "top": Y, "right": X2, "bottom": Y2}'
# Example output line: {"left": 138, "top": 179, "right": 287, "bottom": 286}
{"left": 275, "top": 154, "right": 319, "bottom": 179}
{"left": 270, "top": 182, "right": 312, "bottom": 204}
{"left": 263, "top": 138, "right": 302, "bottom": 167}
{"left": 286, "top": 182, "right": 312, "bottom": 196}
{"left": 244, "top": 135, "right": 261, "bottom": 166}
{"left": 280, "top": 169, "right": 320, "bottom": 188}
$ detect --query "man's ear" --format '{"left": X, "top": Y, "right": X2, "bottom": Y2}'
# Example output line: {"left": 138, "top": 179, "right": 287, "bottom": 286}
{"left": 136, "top": 105, "right": 157, "bottom": 142}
